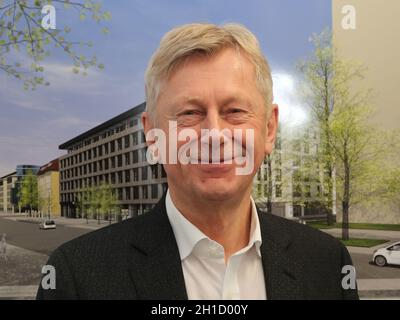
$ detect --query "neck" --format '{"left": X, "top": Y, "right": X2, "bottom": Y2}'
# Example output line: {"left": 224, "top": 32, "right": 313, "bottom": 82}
{"left": 168, "top": 186, "right": 253, "bottom": 261}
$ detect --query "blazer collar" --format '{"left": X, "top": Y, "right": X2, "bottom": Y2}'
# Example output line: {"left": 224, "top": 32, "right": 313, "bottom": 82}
{"left": 127, "top": 191, "right": 188, "bottom": 300}
{"left": 127, "top": 192, "right": 305, "bottom": 300}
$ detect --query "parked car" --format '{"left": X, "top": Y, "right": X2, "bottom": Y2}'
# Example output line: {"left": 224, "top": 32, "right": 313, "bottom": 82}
{"left": 373, "top": 241, "right": 400, "bottom": 267}
{"left": 39, "top": 220, "right": 56, "bottom": 230}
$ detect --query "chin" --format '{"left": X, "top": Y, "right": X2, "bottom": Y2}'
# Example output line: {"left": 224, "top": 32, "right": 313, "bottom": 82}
{"left": 193, "top": 177, "right": 241, "bottom": 200}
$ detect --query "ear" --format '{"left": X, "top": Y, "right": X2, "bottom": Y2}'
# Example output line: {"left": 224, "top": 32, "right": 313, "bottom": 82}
{"left": 265, "top": 104, "right": 279, "bottom": 156}
{"left": 141, "top": 111, "right": 153, "bottom": 147}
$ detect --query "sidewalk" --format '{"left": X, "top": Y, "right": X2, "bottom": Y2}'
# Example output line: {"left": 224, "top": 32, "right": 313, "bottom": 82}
{"left": 322, "top": 228, "right": 400, "bottom": 241}
{"left": 2, "top": 215, "right": 123, "bottom": 230}
{"left": 358, "top": 279, "right": 400, "bottom": 299}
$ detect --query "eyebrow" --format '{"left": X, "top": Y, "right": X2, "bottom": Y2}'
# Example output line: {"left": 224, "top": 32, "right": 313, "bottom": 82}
{"left": 175, "top": 94, "right": 252, "bottom": 108}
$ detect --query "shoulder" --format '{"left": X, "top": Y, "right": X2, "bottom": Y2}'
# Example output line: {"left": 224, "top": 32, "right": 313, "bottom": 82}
{"left": 260, "top": 213, "right": 346, "bottom": 259}
{"left": 53, "top": 213, "right": 157, "bottom": 259}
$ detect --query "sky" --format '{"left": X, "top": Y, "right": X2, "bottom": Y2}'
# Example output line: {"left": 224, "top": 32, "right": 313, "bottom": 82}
{"left": 0, "top": 0, "right": 331, "bottom": 177}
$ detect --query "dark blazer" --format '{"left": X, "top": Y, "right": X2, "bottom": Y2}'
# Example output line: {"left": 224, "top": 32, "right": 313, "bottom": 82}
{"left": 36, "top": 192, "right": 359, "bottom": 300}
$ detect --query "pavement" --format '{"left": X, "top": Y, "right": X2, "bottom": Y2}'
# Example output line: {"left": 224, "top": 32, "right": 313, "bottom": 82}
{"left": 323, "top": 228, "right": 400, "bottom": 241}
{"left": 321, "top": 228, "right": 400, "bottom": 299}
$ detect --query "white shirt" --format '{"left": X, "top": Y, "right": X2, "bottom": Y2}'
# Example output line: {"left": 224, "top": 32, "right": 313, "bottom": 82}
{"left": 165, "top": 190, "right": 267, "bottom": 300}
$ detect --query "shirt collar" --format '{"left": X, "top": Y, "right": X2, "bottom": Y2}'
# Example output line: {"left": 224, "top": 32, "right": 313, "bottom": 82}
{"left": 165, "top": 189, "right": 262, "bottom": 260}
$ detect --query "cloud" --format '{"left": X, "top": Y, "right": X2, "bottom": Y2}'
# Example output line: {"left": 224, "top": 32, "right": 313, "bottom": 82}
{"left": 272, "top": 72, "right": 308, "bottom": 128}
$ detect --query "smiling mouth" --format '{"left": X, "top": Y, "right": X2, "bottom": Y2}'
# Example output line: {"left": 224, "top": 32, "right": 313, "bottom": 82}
{"left": 193, "top": 155, "right": 244, "bottom": 164}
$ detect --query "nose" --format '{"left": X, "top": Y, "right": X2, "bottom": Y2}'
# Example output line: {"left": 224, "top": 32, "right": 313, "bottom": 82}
{"left": 201, "top": 108, "right": 222, "bottom": 131}
{"left": 199, "top": 109, "right": 234, "bottom": 162}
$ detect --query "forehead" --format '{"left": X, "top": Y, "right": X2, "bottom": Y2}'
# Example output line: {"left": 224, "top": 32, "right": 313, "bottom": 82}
{"left": 158, "top": 47, "right": 258, "bottom": 104}
{"left": 169, "top": 47, "right": 255, "bottom": 81}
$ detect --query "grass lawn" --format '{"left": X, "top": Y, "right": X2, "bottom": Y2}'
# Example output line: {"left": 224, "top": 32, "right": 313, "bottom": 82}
{"left": 307, "top": 221, "right": 400, "bottom": 231}
{"left": 337, "top": 238, "right": 388, "bottom": 248}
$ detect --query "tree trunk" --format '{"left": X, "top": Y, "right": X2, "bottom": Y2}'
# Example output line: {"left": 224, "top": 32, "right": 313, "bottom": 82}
{"left": 342, "top": 201, "right": 349, "bottom": 240}
{"left": 342, "top": 150, "right": 350, "bottom": 240}
{"left": 267, "top": 156, "right": 272, "bottom": 213}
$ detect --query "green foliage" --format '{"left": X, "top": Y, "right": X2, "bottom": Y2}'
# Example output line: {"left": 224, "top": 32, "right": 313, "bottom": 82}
{"left": 78, "top": 183, "right": 119, "bottom": 221}
{"left": 18, "top": 169, "right": 38, "bottom": 211}
{"left": 0, "top": 0, "right": 111, "bottom": 89}
{"left": 298, "top": 29, "right": 399, "bottom": 237}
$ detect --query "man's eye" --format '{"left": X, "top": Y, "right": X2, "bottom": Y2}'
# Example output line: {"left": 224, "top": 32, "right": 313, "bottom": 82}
{"left": 180, "top": 110, "right": 199, "bottom": 116}
{"left": 229, "top": 108, "right": 244, "bottom": 114}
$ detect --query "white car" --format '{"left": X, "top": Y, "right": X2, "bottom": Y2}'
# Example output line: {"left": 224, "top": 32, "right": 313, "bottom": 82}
{"left": 39, "top": 220, "right": 56, "bottom": 230}
{"left": 373, "top": 241, "right": 400, "bottom": 267}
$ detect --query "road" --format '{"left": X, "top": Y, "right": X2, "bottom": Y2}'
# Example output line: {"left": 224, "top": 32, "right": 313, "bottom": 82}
{"left": 1, "top": 216, "right": 400, "bottom": 279}
{"left": 351, "top": 252, "right": 400, "bottom": 279}
{"left": 0, "top": 217, "right": 93, "bottom": 255}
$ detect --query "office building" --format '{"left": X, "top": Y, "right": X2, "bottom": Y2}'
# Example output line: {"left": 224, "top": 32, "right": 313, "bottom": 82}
{"left": 59, "top": 102, "right": 168, "bottom": 218}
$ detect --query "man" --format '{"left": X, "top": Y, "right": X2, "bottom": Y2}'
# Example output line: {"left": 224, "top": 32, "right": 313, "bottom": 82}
{"left": 37, "top": 23, "right": 358, "bottom": 300}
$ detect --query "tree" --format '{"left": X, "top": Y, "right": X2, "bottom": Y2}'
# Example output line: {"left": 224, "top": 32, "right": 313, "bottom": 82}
{"left": 38, "top": 190, "right": 51, "bottom": 218}
{"left": 0, "top": 0, "right": 110, "bottom": 89}
{"left": 98, "top": 182, "right": 118, "bottom": 224}
{"left": 76, "top": 185, "right": 90, "bottom": 222}
{"left": 18, "top": 168, "right": 38, "bottom": 215}
{"left": 297, "top": 29, "right": 347, "bottom": 225}
{"left": 299, "top": 29, "right": 398, "bottom": 239}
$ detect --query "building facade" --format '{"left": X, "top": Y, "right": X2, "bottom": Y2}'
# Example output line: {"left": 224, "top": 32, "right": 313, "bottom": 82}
{"left": 59, "top": 102, "right": 168, "bottom": 218}
{"left": 332, "top": 0, "right": 400, "bottom": 223}
{"left": 0, "top": 172, "right": 17, "bottom": 213}
{"left": 253, "top": 124, "right": 328, "bottom": 221}
{"left": 37, "top": 159, "right": 61, "bottom": 218}
{"left": 0, "top": 165, "right": 40, "bottom": 213}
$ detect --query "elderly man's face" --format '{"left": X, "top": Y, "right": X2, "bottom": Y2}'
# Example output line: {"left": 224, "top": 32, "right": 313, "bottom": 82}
{"left": 143, "top": 47, "right": 278, "bottom": 201}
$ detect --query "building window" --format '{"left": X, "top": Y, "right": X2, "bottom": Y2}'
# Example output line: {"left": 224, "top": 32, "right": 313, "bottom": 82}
{"left": 132, "top": 131, "right": 139, "bottom": 146}
{"left": 141, "top": 148, "right": 147, "bottom": 162}
{"left": 133, "top": 186, "right": 139, "bottom": 199}
{"left": 125, "top": 170, "right": 130, "bottom": 183}
{"left": 151, "top": 166, "right": 158, "bottom": 179}
{"left": 133, "top": 168, "right": 139, "bottom": 181}
{"left": 142, "top": 185, "right": 148, "bottom": 199}
{"left": 141, "top": 167, "right": 148, "bottom": 181}
{"left": 124, "top": 135, "right": 130, "bottom": 148}
{"left": 111, "top": 157, "right": 116, "bottom": 169}
{"left": 275, "top": 169, "right": 282, "bottom": 182}
{"left": 275, "top": 184, "right": 282, "bottom": 198}
{"left": 110, "top": 141, "right": 115, "bottom": 153}
{"left": 125, "top": 152, "right": 130, "bottom": 166}
{"left": 132, "top": 150, "right": 139, "bottom": 163}
{"left": 117, "top": 138, "right": 122, "bottom": 151}
{"left": 151, "top": 184, "right": 158, "bottom": 199}
{"left": 117, "top": 154, "right": 123, "bottom": 167}
{"left": 125, "top": 187, "right": 131, "bottom": 200}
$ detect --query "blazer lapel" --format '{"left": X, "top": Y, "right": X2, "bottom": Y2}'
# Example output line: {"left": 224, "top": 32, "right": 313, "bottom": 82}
{"left": 258, "top": 211, "right": 306, "bottom": 299}
{"left": 127, "top": 192, "right": 188, "bottom": 300}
